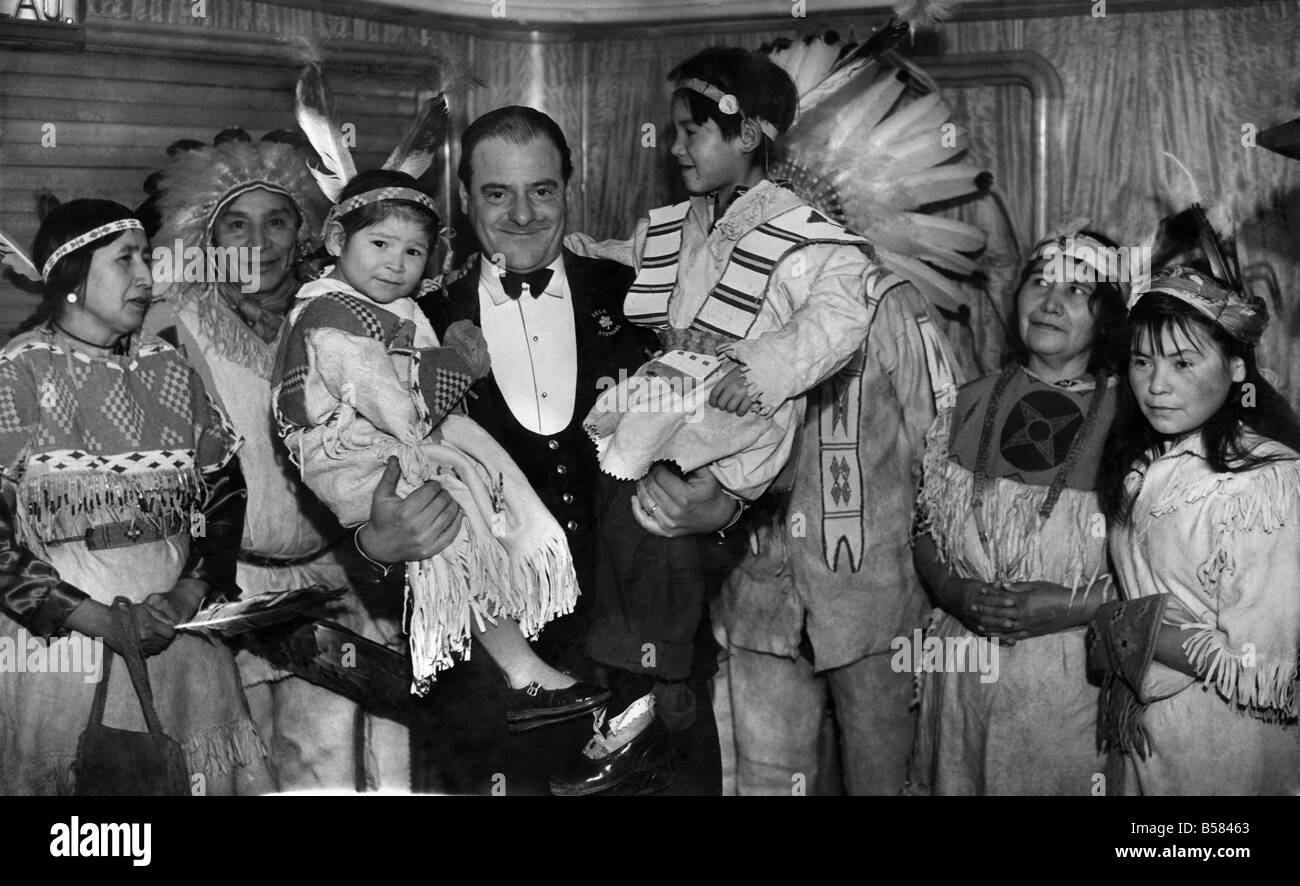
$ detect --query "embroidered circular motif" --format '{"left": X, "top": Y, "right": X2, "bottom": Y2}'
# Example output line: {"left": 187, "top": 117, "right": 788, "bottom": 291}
{"left": 998, "top": 390, "right": 1084, "bottom": 472}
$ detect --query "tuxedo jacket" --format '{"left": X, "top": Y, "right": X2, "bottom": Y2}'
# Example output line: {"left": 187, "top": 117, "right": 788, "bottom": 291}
{"left": 422, "top": 249, "right": 654, "bottom": 592}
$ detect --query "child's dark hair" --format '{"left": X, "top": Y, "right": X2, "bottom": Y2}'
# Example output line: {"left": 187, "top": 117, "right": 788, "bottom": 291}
{"left": 1002, "top": 229, "right": 1129, "bottom": 376}
{"left": 334, "top": 169, "right": 441, "bottom": 244}
{"left": 668, "top": 47, "right": 798, "bottom": 154}
{"left": 1098, "top": 292, "right": 1300, "bottom": 526}
{"left": 12, "top": 199, "right": 140, "bottom": 339}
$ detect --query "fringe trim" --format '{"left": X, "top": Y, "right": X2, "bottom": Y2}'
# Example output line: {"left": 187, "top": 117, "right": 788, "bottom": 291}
{"left": 913, "top": 407, "right": 953, "bottom": 543}
{"left": 1147, "top": 459, "right": 1300, "bottom": 597}
{"left": 0, "top": 718, "right": 79, "bottom": 795}
{"left": 719, "top": 339, "right": 786, "bottom": 413}
{"left": 405, "top": 526, "right": 512, "bottom": 692}
{"left": 181, "top": 716, "right": 268, "bottom": 777}
{"left": 172, "top": 285, "right": 277, "bottom": 379}
{"left": 405, "top": 526, "right": 579, "bottom": 695}
{"left": 1149, "top": 459, "right": 1300, "bottom": 528}
{"left": 914, "top": 412, "right": 1106, "bottom": 591}
{"left": 1180, "top": 625, "right": 1298, "bottom": 719}
{"left": 1097, "top": 671, "right": 1151, "bottom": 759}
{"left": 17, "top": 467, "right": 203, "bottom": 550}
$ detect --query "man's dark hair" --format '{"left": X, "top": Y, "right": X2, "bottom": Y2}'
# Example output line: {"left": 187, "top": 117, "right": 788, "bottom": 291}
{"left": 457, "top": 105, "right": 574, "bottom": 189}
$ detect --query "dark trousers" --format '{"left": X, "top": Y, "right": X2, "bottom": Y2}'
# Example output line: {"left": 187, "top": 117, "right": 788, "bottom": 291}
{"left": 585, "top": 473, "right": 710, "bottom": 682}
{"left": 411, "top": 471, "right": 742, "bottom": 795}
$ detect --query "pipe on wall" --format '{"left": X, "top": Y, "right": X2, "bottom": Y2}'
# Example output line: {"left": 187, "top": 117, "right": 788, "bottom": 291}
{"left": 917, "top": 50, "right": 1065, "bottom": 237}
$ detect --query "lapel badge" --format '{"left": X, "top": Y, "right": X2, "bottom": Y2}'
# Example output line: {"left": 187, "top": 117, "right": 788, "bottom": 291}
{"left": 593, "top": 308, "right": 620, "bottom": 337}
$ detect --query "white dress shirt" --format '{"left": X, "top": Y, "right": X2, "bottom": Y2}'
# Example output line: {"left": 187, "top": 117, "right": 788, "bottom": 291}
{"left": 477, "top": 254, "right": 577, "bottom": 435}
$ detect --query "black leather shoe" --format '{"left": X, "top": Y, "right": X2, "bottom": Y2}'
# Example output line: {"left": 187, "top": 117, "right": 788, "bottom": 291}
{"left": 607, "top": 759, "right": 676, "bottom": 796}
{"left": 505, "top": 679, "right": 611, "bottom": 732}
{"left": 548, "top": 717, "right": 674, "bottom": 796}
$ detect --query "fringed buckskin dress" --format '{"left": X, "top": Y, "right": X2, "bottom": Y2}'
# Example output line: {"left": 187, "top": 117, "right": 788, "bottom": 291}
{"left": 911, "top": 366, "right": 1116, "bottom": 795}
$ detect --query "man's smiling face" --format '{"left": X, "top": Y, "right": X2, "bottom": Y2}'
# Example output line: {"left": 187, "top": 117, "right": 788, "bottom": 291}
{"left": 461, "top": 135, "right": 568, "bottom": 274}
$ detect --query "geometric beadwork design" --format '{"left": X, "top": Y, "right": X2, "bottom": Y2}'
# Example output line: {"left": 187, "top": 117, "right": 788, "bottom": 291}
{"left": 158, "top": 424, "right": 186, "bottom": 448}
{"left": 330, "top": 293, "right": 387, "bottom": 342}
{"left": 25, "top": 447, "right": 196, "bottom": 476}
{"left": 42, "top": 371, "right": 79, "bottom": 436}
{"left": 0, "top": 330, "right": 237, "bottom": 486}
{"left": 427, "top": 369, "right": 471, "bottom": 423}
{"left": 279, "top": 365, "right": 309, "bottom": 398}
{"left": 155, "top": 361, "right": 193, "bottom": 417}
{"left": 100, "top": 375, "right": 146, "bottom": 444}
{"left": 0, "top": 386, "right": 23, "bottom": 434}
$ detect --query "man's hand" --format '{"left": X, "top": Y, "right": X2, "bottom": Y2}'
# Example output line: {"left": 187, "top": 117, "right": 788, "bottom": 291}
{"left": 708, "top": 365, "right": 757, "bottom": 416}
{"left": 359, "top": 457, "right": 465, "bottom": 563}
{"left": 632, "top": 464, "right": 739, "bottom": 538}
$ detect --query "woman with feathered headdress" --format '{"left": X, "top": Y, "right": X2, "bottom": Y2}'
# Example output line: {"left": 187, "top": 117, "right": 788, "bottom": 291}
{"left": 144, "top": 129, "right": 439, "bottom": 792}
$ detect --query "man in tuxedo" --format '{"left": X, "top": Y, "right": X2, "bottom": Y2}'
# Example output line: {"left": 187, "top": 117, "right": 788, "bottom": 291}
{"left": 419, "top": 106, "right": 730, "bottom": 795}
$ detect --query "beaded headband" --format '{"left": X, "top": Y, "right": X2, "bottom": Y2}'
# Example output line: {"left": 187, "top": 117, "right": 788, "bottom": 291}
{"left": 202, "top": 180, "right": 300, "bottom": 243}
{"left": 324, "top": 186, "right": 440, "bottom": 230}
{"left": 1134, "top": 266, "right": 1268, "bottom": 345}
{"left": 41, "top": 218, "right": 143, "bottom": 280}
{"left": 1030, "top": 217, "right": 1127, "bottom": 283}
{"left": 680, "top": 78, "right": 780, "bottom": 141}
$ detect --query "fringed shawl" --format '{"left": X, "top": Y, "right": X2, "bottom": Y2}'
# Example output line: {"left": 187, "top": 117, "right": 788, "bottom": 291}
{"left": 164, "top": 282, "right": 281, "bottom": 380}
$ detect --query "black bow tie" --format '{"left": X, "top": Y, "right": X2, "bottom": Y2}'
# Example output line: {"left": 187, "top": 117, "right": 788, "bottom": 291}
{"left": 500, "top": 268, "right": 554, "bottom": 299}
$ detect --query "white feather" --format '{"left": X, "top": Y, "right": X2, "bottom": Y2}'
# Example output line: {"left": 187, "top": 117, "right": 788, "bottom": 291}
{"left": 295, "top": 62, "right": 356, "bottom": 203}
{"left": 877, "top": 250, "right": 969, "bottom": 311}
{"left": 0, "top": 228, "right": 42, "bottom": 282}
{"left": 792, "top": 37, "right": 841, "bottom": 96}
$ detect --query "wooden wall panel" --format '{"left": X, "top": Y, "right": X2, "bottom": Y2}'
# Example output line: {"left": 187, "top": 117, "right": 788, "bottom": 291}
{"left": 0, "top": 29, "right": 437, "bottom": 332}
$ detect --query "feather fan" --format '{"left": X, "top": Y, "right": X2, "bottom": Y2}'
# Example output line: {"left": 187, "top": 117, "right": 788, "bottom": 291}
{"left": 176, "top": 585, "right": 346, "bottom": 637}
